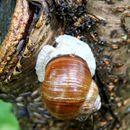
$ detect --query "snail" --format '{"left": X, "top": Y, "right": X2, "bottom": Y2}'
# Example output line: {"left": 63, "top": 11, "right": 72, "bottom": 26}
{"left": 35, "top": 35, "right": 101, "bottom": 120}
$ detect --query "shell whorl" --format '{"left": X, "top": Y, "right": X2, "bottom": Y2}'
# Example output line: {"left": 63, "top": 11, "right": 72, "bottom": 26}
{"left": 76, "top": 80, "right": 101, "bottom": 121}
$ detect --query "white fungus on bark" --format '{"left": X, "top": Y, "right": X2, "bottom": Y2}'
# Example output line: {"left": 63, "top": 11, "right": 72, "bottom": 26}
{"left": 35, "top": 34, "right": 96, "bottom": 82}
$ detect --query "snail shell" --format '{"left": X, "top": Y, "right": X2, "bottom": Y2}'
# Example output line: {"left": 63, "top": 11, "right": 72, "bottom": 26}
{"left": 35, "top": 35, "right": 101, "bottom": 120}
{"left": 77, "top": 80, "right": 101, "bottom": 121}
{"left": 43, "top": 55, "right": 92, "bottom": 119}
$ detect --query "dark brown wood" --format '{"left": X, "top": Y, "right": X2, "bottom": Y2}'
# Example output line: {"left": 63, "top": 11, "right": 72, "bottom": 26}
{"left": 0, "top": 0, "right": 15, "bottom": 43}
{"left": 0, "top": 0, "right": 61, "bottom": 94}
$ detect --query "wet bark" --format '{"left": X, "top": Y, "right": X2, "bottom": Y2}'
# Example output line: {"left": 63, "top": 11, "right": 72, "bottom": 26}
{"left": 0, "top": 0, "right": 130, "bottom": 130}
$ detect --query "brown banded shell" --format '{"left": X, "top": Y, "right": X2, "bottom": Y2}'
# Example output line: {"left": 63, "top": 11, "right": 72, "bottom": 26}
{"left": 42, "top": 55, "right": 92, "bottom": 120}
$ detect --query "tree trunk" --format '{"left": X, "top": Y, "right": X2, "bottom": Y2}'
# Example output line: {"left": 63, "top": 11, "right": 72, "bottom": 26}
{"left": 0, "top": 0, "right": 130, "bottom": 130}
{"left": 0, "top": 0, "right": 15, "bottom": 43}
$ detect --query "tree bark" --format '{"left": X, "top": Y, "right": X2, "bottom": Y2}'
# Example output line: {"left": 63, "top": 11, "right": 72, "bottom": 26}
{"left": 0, "top": 0, "right": 130, "bottom": 130}
{"left": 0, "top": 0, "right": 15, "bottom": 43}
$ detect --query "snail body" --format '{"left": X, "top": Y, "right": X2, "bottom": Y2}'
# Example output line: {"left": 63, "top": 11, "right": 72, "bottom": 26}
{"left": 35, "top": 35, "right": 101, "bottom": 120}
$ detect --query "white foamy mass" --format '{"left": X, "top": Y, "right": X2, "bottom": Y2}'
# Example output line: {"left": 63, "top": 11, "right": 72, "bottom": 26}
{"left": 35, "top": 34, "right": 96, "bottom": 82}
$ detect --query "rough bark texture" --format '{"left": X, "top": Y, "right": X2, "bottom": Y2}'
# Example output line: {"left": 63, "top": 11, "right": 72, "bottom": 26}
{"left": 0, "top": 0, "right": 15, "bottom": 43}
{"left": 0, "top": 0, "right": 130, "bottom": 130}
{"left": 88, "top": 1, "right": 130, "bottom": 129}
